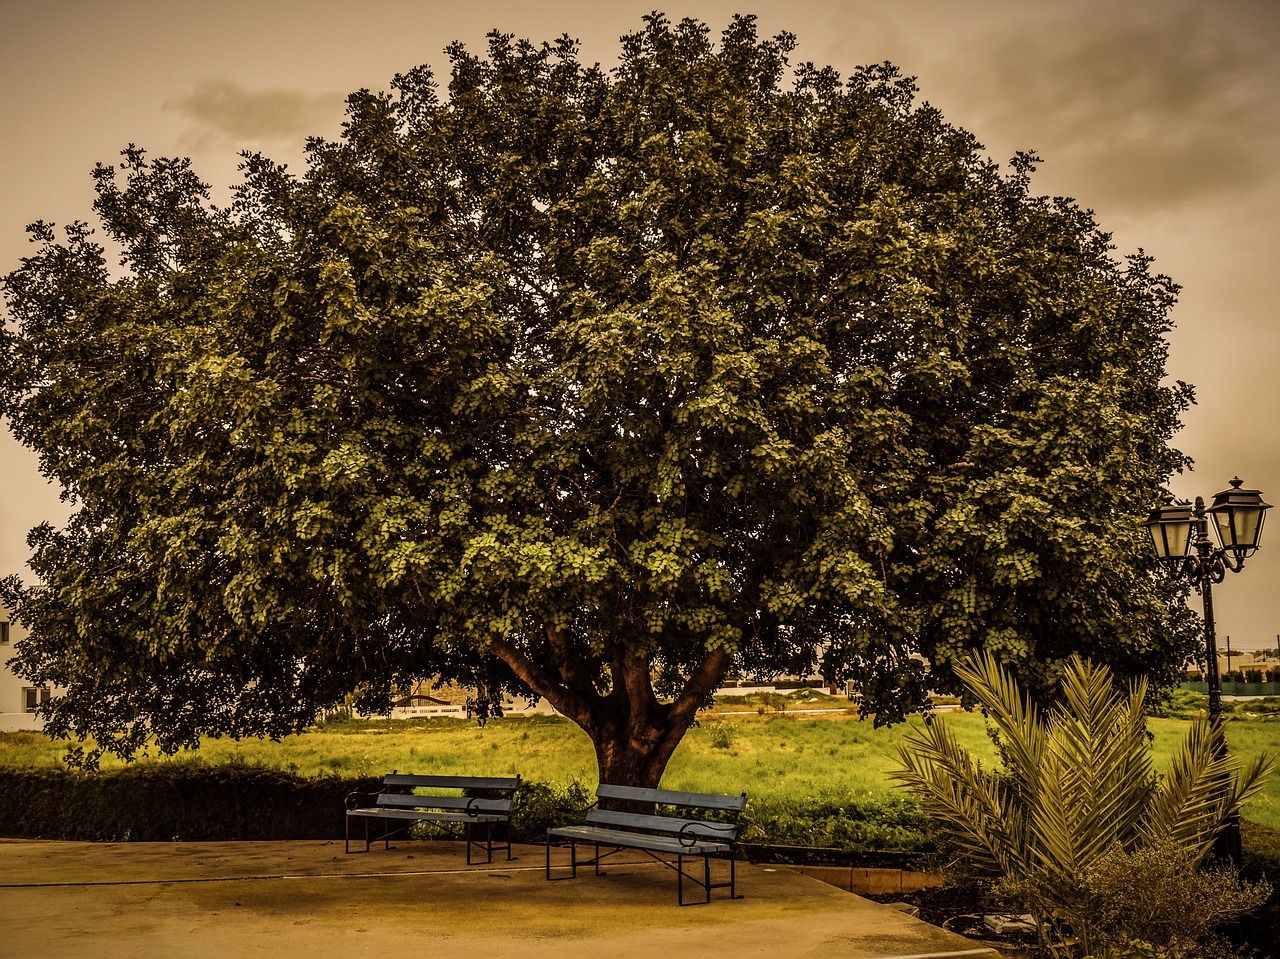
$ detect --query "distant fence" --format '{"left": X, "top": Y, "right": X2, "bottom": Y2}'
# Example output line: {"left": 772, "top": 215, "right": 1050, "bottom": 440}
{"left": 1180, "top": 681, "right": 1280, "bottom": 697}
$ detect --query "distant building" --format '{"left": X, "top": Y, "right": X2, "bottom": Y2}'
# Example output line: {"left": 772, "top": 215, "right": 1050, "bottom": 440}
{"left": 0, "top": 602, "right": 48, "bottom": 731}
{"left": 1183, "top": 645, "right": 1280, "bottom": 681}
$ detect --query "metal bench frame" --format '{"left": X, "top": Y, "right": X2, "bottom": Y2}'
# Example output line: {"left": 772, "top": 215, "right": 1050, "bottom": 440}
{"left": 345, "top": 773, "right": 521, "bottom": 865}
{"left": 545, "top": 784, "right": 746, "bottom": 905}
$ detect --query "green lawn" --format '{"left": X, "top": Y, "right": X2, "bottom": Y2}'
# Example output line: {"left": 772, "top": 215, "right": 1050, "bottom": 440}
{"left": 3, "top": 693, "right": 1277, "bottom": 830}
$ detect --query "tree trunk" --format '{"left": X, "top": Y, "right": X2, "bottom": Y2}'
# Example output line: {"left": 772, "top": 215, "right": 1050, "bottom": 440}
{"left": 590, "top": 714, "right": 681, "bottom": 790}
{"left": 487, "top": 637, "right": 730, "bottom": 794}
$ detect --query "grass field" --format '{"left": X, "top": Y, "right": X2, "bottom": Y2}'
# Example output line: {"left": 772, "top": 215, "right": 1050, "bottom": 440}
{"left": 3, "top": 690, "right": 1277, "bottom": 832}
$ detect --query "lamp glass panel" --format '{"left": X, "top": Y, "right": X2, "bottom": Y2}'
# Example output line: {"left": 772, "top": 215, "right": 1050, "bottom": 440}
{"left": 1218, "top": 505, "right": 1266, "bottom": 551}
{"left": 1164, "top": 519, "right": 1193, "bottom": 558}
{"left": 1147, "top": 515, "right": 1192, "bottom": 559}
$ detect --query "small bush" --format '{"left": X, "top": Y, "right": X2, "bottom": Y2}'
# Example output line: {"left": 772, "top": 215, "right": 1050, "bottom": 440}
{"left": 1065, "top": 840, "right": 1271, "bottom": 956}
{"left": 509, "top": 779, "right": 594, "bottom": 842}
{"left": 740, "top": 795, "right": 934, "bottom": 852}
{"left": 755, "top": 692, "right": 789, "bottom": 715}
{"left": 706, "top": 723, "right": 736, "bottom": 750}
{"left": 0, "top": 761, "right": 378, "bottom": 840}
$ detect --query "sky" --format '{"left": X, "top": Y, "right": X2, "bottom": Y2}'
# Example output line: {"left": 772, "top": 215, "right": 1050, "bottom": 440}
{"left": 2, "top": 0, "right": 1279, "bottom": 649}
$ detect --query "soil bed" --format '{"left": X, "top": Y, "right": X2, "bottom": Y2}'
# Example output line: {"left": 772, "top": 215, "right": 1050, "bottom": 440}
{"left": 861, "top": 884, "right": 990, "bottom": 927}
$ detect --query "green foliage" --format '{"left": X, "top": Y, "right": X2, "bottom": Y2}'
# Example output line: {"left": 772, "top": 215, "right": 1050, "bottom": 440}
{"left": 740, "top": 795, "right": 933, "bottom": 852}
{"left": 894, "top": 652, "right": 1272, "bottom": 956}
{"left": 704, "top": 721, "right": 737, "bottom": 749}
{"left": 1067, "top": 840, "right": 1270, "bottom": 957}
{"left": 507, "top": 778, "right": 595, "bottom": 841}
{"left": 0, "top": 755, "right": 932, "bottom": 851}
{"left": 0, "top": 760, "right": 587, "bottom": 844}
{"left": 1, "top": 17, "right": 1196, "bottom": 786}
{"left": 0, "top": 760, "right": 376, "bottom": 841}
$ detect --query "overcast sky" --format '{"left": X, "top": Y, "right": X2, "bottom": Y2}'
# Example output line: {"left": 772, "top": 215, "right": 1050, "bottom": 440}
{"left": 3, "top": 0, "right": 1278, "bottom": 648}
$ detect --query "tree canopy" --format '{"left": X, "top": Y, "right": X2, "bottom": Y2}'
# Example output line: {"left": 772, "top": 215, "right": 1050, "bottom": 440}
{"left": 1, "top": 14, "right": 1198, "bottom": 782}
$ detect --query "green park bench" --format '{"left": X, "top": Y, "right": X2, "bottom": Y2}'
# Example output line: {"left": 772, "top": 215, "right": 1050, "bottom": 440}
{"left": 345, "top": 772, "right": 521, "bottom": 864}
{"left": 545, "top": 783, "right": 747, "bottom": 905}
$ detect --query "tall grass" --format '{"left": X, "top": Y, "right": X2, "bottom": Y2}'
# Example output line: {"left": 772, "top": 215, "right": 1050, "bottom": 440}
{"left": 2, "top": 694, "right": 1276, "bottom": 834}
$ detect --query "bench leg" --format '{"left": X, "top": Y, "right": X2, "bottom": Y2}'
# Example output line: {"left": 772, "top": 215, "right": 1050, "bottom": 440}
{"left": 675, "top": 854, "right": 739, "bottom": 906}
{"left": 344, "top": 815, "right": 373, "bottom": 855}
{"left": 676, "top": 854, "right": 708, "bottom": 906}
{"left": 465, "top": 821, "right": 497, "bottom": 866}
{"left": 545, "top": 836, "right": 580, "bottom": 881}
{"left": 675, "top": 854, "right": 711, "bottom": 906}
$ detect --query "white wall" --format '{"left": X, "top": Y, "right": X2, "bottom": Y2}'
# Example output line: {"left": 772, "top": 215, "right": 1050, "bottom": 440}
{"left": 1, "top": 424, "right": 68, "bottom": 732}
{"left": 0, "top": 603, "right": 44, "bottom": 731}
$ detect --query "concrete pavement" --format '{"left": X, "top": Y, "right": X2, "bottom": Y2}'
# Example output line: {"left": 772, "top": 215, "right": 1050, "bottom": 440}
{"left": 0, "top": 839, "right": 999, "bottom": 959}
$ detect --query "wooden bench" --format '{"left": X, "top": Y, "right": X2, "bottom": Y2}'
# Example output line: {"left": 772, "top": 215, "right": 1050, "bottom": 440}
{"left": 545, "top": 784, "right": 747, "bottom": 905}
{"left": 345, "top": 773, "right": 521, "bottom": 864}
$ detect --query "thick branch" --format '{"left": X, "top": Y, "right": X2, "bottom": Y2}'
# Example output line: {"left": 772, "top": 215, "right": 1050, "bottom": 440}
{"left": 487, "top": 637, "right": 592, "bottom": 727}
{"left": 546, "top": 624, "right": 592, "bottom": 690}
{"left": 622, "top": 649, "right": 661, "bottom": 728}
{"left": 667, "top": 646, "right": 731, "bottom": 733}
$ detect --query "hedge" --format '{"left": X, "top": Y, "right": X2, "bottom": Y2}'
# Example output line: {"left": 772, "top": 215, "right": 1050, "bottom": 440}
{"left": 1, "top": 764, "right": 934, "bottom": 857}
{"left": 0, "top": 762, "right": 380, "bottom": 841}
{"left": 0, "top": 764, "right": 604, "bottom": 843}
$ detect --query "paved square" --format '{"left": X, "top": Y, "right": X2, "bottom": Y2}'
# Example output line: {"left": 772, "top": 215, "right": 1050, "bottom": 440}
{"left": 0, "top": 840, "right": 998, "bottom": 959}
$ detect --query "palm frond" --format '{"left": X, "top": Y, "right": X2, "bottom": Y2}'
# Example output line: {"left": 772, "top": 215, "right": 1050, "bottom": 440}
{"left": 954, "top": 650, "right": 1046, "bottom": 796}
{"left": 894, "top": 718, "right": 1023, "bottom": 875}
{"left": 894, "top": 649, "right": 1274, "bottom": 952}
{"left": 1143, "top": 715, "right": 1274, "bottom": 859}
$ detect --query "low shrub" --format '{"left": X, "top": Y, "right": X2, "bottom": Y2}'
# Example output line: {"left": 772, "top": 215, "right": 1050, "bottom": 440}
{"left": 0, "top": 758, "right": 936, "bottom": 854}
{"left": 740, "top": 795, "right": 934, "bottom": 853}
{"left": 508, "top": 778, "right": 594, "bottom": 842}
{"left": 705, "top": 722, "right": 736, "bottom": 749}
{"left": 1037, "top": 840, "right": 1271, "bottom": 956}
{"left": 0, "top": 760, "right": 378, "bottom": 840}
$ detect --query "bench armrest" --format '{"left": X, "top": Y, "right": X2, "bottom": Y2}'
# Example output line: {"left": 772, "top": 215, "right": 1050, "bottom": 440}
{"left": 344, "top": 788, "right": 385, "bottom": 810}
{"left": 677, "top": 820, "right": 734, "bottom": 848}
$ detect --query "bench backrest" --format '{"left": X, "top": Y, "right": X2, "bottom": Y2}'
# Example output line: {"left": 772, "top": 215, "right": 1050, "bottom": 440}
{"left": 587, "top": 784, "right": 746, "bottom": 842}
{"left": 377, "top": 773, "right": 521, "bottom": 815}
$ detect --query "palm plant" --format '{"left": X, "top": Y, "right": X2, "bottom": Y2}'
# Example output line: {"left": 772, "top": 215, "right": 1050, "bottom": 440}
{"left": 893, "top": 652, "right": 1271, "bottom": 956}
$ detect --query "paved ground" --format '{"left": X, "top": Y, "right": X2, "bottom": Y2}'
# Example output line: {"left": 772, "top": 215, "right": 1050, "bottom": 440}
{"left": 0, "top": 839, "right": 999, "bottom": 959}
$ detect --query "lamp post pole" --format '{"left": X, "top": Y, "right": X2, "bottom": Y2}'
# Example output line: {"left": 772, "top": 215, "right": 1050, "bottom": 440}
{"left": 1146, "top": 478, "right": 1272, "bottom": 866}
{"left": 1188, "top": 495, "right": 1237, "bottom": 863}
{"left": 1191, "top": 497, "right": 1224, "bottom": 724}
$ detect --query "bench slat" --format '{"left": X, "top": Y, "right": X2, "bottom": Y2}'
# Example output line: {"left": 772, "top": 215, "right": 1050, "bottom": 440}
{"left": 595, "top": 783, "right": 746, "bottom": 812}
{"left": 376, "top": 793, "right": 512, "bottom": 813}
{"left": 585, "top": 807, "right": 737, "bottom": 841}
{"left": 349, "top": 807, "right": 508, "bottom": 823}
{"left": 548, "top": 824, "right": 732, "bottom": 856}
{"left": 383, "top": 774, "right": 520, "bottom": 791}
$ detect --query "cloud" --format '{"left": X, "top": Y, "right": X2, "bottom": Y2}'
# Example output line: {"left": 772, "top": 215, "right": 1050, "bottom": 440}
{"left": 164, "top": 79, "right": 346, "bottom": 153}
{"left": 919, "top": 2, "right": 1280, "bottom": 214}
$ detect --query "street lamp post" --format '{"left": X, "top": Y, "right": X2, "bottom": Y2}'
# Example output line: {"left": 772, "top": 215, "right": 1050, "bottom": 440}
{"left": 1145, "top": 477, "right": 1271, "bottom": 864}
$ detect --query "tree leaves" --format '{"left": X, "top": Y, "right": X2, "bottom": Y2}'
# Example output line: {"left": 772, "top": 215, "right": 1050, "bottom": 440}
{"left": 2, "top": 14, "right": 1196, "bottom": 774}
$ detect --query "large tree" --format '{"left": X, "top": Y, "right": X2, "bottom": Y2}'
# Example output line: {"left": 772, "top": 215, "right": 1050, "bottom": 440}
{"left": 1, "top": 15, "right": 1197, "bottom": 783}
